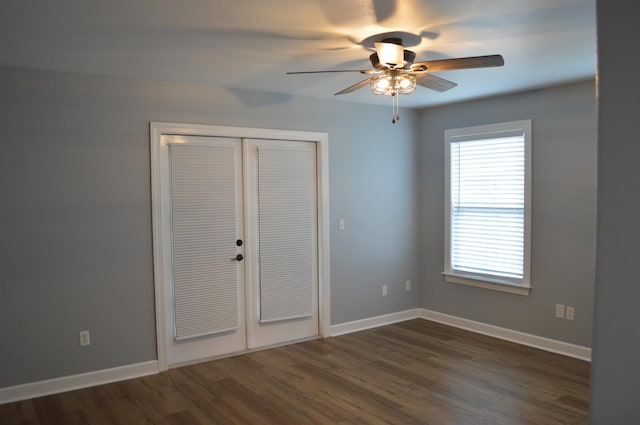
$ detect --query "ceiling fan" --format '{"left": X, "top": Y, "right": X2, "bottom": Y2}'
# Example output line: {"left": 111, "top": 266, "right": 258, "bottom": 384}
{"left": 287, "top": 37, "right": 504, "bottom": 123}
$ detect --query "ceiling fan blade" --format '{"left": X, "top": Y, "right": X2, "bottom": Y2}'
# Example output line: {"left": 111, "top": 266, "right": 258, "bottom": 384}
{"left": 413, "top": 54, "right": 504, "bottom": 72}
{"left": 335, "top": 77, "right": 375, "bottom": 95}
{"left": 287, "top": 69, "right": 374, "bottom": 75}
{"left": 415, "top": 74, "right": 458, "bottom": 92}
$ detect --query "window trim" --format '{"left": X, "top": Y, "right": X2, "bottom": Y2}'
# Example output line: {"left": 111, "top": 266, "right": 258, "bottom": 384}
{"left": 443, "top": 120, "right": 532, "bottom": 296}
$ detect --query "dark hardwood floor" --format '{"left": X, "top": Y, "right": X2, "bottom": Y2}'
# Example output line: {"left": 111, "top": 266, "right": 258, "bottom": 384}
{"left": 1, "top": 319, "right": 590, "bottom": 424}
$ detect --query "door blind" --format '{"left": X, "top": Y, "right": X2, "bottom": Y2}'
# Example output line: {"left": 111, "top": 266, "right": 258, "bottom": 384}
{"left": 257, "top": 146, "right": 316, "bottom": 322}
{"left": 169, "top": 144, "right": 239, "bottom": 340}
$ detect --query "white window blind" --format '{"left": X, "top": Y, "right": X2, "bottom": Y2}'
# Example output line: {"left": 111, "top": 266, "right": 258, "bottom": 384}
{"left": 257, "top": 146, "right": 316, "bottom": 323}
{"left": 445, "top": 120, "right": 531, "bottom": 291}
{"left": 169, "top": 144, "right": 240, "bottom": 340}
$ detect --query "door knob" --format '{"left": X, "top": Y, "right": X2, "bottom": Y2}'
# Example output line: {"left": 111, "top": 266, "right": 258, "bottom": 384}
{"left": 231, "top": 254, "right": 244, "bottom": 262}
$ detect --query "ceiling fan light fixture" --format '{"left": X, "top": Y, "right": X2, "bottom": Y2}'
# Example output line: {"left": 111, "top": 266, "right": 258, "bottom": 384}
{"left": 372, "top": 76, "right": 391, "bottom": 91}
{"left": 399, "top": 75, "right": 415, "bottom": 89}
{"left": 370, "top": 73, "right": 416, "bottom": 96}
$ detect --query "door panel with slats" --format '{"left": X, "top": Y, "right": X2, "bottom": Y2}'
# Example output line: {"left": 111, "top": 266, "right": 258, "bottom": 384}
{"left": 157, "top": 134, "right": 319, "bottom": 365}
{"left": 170, "top": 144, "right": 239, "bottom": 339}
{"left": 244, "top": 139, "right": 319, "bottom": 348}
{"left": 163, "top": 135, "right": 246, "bottom": 366}
{"left": 257, "top": 147, "right": 316, "bottom": 322}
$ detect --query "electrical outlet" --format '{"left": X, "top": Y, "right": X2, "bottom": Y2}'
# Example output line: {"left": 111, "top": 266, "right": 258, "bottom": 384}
{"left": 79, "top": 330, "right": 91, "bottom": 347}
{"left": 382, "top": 284, "right": 388, "bottom": 296}
{"left": 338, "top": 218, "right": 345, "bottom": 231}
{"left": 555, "top": 304, "right": 565, "bottom": 319}
{"left": 405, "top": 280, "right": 411, "bottom": 291}
{"left": 566, "top": 306, "right": 575, "bottom": 321}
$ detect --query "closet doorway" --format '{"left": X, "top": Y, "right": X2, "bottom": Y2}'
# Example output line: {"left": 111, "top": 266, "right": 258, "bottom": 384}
{"left": 150, "top": 123, "right": 330, "bottom": 370}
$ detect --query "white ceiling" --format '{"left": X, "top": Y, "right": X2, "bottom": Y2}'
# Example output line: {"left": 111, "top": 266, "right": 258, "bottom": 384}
{"left": 0, "top": 0, "right": 596, "bottom": 108}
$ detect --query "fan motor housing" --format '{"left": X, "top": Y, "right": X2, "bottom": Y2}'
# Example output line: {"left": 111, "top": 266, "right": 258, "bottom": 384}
{"left": 370, "top": 50, "right": 416, "bottom": 69}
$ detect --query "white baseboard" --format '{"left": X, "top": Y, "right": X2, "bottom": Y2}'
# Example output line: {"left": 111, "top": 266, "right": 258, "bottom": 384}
{"left": 330, "top": 309, "right": 422, "bottom": 337}
{"left": 329, "top": 308, "right": 591, "bottom": 362}
{"left": 0, "top": 360, "right": 159, "bottom": 405}
{"left": 417, "top": 308, "right": 592, "bottom": 361}
{"left": 1, "top": 309, "right": 591, "bottom": 405}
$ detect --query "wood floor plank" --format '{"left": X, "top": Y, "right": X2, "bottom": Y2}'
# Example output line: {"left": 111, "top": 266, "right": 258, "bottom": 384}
{"left": 0, "top": 319, "right": 590, "bottom": 424}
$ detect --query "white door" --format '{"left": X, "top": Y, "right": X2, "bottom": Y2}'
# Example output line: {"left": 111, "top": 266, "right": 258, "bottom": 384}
{"left": 243, "top": 139, "right": 319, "bottom": 348}
{"left": 157, "top": 135, "right": 318, "bottom": 367}
{"left": 163, "top": 135, "right": 246, "bottom": 366}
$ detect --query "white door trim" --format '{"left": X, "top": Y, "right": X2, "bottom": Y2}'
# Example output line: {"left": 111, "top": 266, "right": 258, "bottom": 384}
{"left": 150, "top": 122, "right": 331, "bottom": 372}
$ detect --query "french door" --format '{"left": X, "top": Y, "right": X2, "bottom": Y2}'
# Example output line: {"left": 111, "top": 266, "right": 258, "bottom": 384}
{"left": 153, "top": 132, "right": 320, "bottom": 367}
{"left": 243, "top": 139, "right": 318, "bottom": 349}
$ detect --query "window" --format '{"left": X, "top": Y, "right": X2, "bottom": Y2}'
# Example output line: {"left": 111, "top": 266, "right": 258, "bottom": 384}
{"left": 444, "top": 120, "right": 532, "bottom": 295}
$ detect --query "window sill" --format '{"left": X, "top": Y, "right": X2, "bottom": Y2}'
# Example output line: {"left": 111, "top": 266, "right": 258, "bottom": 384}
{"left": 442, "top": 272, "right": 531, "bottom": 296}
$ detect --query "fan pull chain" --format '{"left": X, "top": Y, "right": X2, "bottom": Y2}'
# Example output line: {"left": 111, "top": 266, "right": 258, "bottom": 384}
{"left": 391, "top": 93, "right": 400, "bottom": 124}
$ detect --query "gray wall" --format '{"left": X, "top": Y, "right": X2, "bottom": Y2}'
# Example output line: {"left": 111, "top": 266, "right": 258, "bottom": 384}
{"left": 0, "top": 66, "right": 421, "bottom": 387}
{"left": 418, "top": 81, "right": 597, "bottom": 347}
{"left": 0, "top": 65, "right": 600, "bottom": 391}
{"left": 590, "top": 1, "right": 640, "bottom": 422}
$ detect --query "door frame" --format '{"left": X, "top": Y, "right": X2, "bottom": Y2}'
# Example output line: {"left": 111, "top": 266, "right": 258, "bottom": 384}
{"left": 150, "top": 122, "right": 331, "bottom": 372}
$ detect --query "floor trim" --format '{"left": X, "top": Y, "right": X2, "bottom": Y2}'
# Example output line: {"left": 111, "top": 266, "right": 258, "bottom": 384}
{"left": 330, "top": 308, "right": 591, "bottom": 362}
{"left": 329, "top": 309, "right": 422, "bottom": 337}
{"left": 0, "top": 361, "right": 158, "bottom": 405}
{"left": 419, "top": 309, "right": 591, "bottom": 361}
{"left": 2, "top": 308, "right": 592, "bottom": 404}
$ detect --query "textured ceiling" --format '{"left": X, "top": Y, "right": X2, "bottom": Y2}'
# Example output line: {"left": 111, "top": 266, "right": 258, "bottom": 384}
{"left": 0, "top": 0, "right": 597, "bottom": 108}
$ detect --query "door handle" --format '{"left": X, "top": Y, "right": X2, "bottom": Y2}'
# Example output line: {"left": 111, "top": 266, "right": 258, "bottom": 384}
{"left": 231, "top": 254, "right": 244, "bottom": 262}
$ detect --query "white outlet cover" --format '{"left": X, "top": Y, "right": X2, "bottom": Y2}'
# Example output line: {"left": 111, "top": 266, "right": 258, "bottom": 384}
{"left": 382, "top": 284, "right": 388, "bottom": 296}
{"left": 79, "top": 330, "right": 91, "bottom": 347}
{"left": 566, "top": 306, "right": 575, "bottom": 320}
